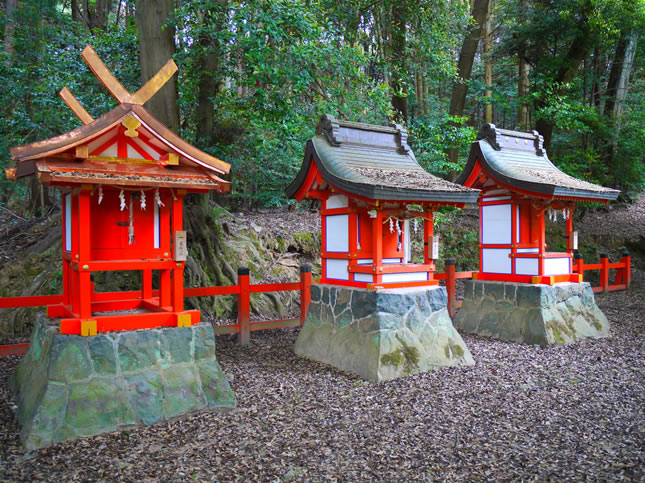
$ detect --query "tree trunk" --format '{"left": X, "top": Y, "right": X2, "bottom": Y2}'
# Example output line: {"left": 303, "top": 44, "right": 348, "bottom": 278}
{"left": 446, "top": 0, "right": 489, "bottom": 166}
{"left": 483, "top": 3, "right": 493, "bottom": 125}
{"left": 4, "top": 0, "right": 16, "bottom": 61}
{"left": 71, "top": 0, "right": 81, "bottom": 22}
{"left": 390, "top": 3, "right": 408, "bottom": 123}
{"left": 136, "top": 0, "right": 180, "bottom": 133}
{"left": 614, "top": 34, "right": 637, "bottom": 119}
{"left": 196, "top": 2, "right": 227, "bottom": 145}
{"left": 603, "top": 36, "right": 628, "bottom": 117}
{"left": 535, "top": 18, "right": 593, "bottom": 151}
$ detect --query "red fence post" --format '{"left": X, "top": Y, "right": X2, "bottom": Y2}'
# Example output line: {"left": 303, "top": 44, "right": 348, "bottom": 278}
{"left": 574, "top": 253, "right": 584, "bottom": 280}
{"left": 237, "top": 267, "right": 251, "bottom": 345}
{"left": 445, "top": 259, "right": 456, "bottom": 317}
{"left": 600, "top": 253, "right": 609, "bottom": 293}
{"left": 300, "top": 265, "right": 312, "bottom": 325}
{"left": 622, "top": 250, "right": 631, "bottom": 288}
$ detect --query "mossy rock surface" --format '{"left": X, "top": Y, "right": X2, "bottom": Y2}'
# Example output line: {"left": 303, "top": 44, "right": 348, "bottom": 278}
{"left": 11, "top": 315, "right": 236, "bottom": 450}
{"left": 454, "top": 281, "right": 609, "bottom": 346}
{"left": 295, "top": 285, "right": 474, "bottom": 381}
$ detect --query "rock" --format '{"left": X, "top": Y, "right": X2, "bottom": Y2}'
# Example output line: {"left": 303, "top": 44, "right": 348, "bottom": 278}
{"left": 454, "top": 281, "right": 609, "bottom": 346}
{"left": 295, "top": 285, "right": 474, "bottom": 381}
{"left": 11, "top": 315, "right": 236, "bottom": 450}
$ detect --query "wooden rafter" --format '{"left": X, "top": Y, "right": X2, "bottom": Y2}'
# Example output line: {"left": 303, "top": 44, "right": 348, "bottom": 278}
{"left": 59, "top": 87, "right": 94, "bottom": 125}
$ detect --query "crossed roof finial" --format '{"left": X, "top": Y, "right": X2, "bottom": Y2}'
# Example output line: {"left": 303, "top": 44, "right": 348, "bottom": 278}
{"left": 59, "top": 45, "right": 178, "bottom": 125}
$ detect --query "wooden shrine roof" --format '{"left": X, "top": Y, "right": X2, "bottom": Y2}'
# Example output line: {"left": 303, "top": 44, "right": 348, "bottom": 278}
{"left": 7, "top": 45, "right": 230, "bottom": 193}
{"left": 457, "top": 124, "right": 619, "bottom": 201}
{"left": 286, "top": 115, "right": 480, "bottom": 204}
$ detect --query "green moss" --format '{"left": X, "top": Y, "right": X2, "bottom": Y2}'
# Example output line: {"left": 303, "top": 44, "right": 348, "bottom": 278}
{"left": 380, "top": 349, "right": 404, "bottom": 368}
{"left": 443, "top": 340, "right": 465, "bottom": 358}
{"left": 381, "top": 344, "right": 420, "bottom": 375}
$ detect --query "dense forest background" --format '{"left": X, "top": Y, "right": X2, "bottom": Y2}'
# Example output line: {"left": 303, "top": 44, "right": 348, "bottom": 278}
{"left": 1, "top": 0, "right": 643, "bottom": 212}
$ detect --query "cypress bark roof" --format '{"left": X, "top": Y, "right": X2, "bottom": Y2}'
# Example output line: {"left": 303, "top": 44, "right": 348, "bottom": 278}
{"left": 286, "top": 115, "right": 479, "bottom": 204}
{"left": 457, "top": 124, "right": 619, "bottom": 201}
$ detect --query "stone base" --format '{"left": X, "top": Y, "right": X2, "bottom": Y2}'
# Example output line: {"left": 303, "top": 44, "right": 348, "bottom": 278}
{"left": 294, "top": 285, "right": 474, "bottom": 381}
{"left": 10, "top": 314, "right": 236, "bottom": 450}
{"left": 453, "top": 281, "right": 609, "bottom": 346}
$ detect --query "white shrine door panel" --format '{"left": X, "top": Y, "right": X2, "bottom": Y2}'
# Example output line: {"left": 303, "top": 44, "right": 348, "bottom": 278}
{"left": 482, "top": 248, "right": 512, "bottom": 274}
{"left": 481, "top": 204, "right": 512, "bottom": 244}
{"left": 325, "top": 214, "right": 349, "bottom": 252}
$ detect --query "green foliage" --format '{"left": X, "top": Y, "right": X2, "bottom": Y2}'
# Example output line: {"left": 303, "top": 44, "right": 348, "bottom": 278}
{"left": 408, "top": 114, "right": 476, "bottom": 177}
{"left": 0, "top": 2, "right": 139, "bottom": 204}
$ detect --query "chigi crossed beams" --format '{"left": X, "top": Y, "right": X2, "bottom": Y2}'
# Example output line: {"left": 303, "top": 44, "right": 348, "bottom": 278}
{"left": 6, "top": 45, "right": 231, "bottom": 336}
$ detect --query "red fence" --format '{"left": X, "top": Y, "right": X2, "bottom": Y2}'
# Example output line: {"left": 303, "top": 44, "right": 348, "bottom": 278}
{"left": 0, "top": 253, "right": 632, "bottom": 356}
{"left": 184, "top": 266, "right": 313, "bottom": 345}
{"left": 573, "top": 252, "right": 631, "bottom": 293}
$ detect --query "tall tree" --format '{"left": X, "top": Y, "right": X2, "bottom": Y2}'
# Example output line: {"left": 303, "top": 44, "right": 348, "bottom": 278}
{"left": 195, "top": 1, "right": 227, "bottom": 145}
{"left": 390, "top": 3, "right": 409, "bottom": 123}
{"left": 136, "top": 0, "right": 180, "bottom": 132}
{"left": 446, "top": 0, "right": 489, "bottom": 167}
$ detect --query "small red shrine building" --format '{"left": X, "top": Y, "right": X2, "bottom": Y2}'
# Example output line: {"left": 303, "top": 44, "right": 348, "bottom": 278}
{"left": 286, "top": 115, "right": 479, "bottom": 288}
{"left": 456, "top": 124, "right": 619, "bottom": 285}
{"left": 6, "top": 46, "right": 230, "bottom": 336}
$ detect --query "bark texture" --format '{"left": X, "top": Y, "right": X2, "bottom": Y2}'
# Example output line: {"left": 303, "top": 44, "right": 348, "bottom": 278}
{"left": 136, "top": 0, "right": 180, "bottom": 133}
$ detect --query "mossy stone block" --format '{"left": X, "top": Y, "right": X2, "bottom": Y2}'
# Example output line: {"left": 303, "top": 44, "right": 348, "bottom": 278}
{"left": 65, "top": 377, "right": 135, "bottom": 431}
{"left": 48, "top": 336, "right": 91, "bottom": 383}
{"left": 198, "top": 361, "right": 237, "bottom": 409}
{"left": 124, "top": 370, "right": 164, "bottom": 425}
{"left": 165, "top": 326, "right": 193, "bottom": 364}
{"left": 193, "top": 324, "right": 216, "bottom": 360}
{"left": 118, "top": 330, "right": 169, "bottom": 372}
{"left": 88, "top": 335, "right": 117, "bottom": 375}
{"left": 162, "top": 365, "right": 204, "bottom": 419}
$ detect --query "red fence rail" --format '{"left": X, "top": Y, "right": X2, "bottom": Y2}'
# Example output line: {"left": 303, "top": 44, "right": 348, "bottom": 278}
{"left": 0, "top": 253, "right": 631, "bottom": 356}
{"left": 573, "top": 251, "right": 631, "bottom": 293}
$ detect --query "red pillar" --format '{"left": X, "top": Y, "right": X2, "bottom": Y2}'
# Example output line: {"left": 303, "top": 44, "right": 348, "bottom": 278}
{"left": 300, "top": 265, "right": 312, "bottom": 325}
{"left": 237, "top": 267, "right": 251, "bottom": 345}
{"left": 78, "top": 188, "right": 92, "bottom": 319}
{"left": 171, "top": 195, "right": 184, "bottom": 312}
{"left": 573, "top": 253, "right": 584, "bottom": 281}
{"left": 445, "top": 258, "right": 456, "bottom": 317}
{"left": 372, "top": 210, "right": 383, "bottom": 285}
{"left": 600, "top": 253, "right": 609, "bottom": 293}
{"left": 623, "top": 251, "right": 631, "bottom": 288}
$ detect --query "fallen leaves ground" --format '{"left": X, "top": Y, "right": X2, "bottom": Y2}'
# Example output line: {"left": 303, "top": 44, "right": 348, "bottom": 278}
{"left": 0, "top": 277, "right": 643, "bottom": 481}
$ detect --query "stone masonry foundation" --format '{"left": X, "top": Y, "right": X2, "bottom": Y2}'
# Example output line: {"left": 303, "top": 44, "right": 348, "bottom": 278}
{"left": 11, "top": 314, "right": 236, "bottom": 450}
{"left": 294, "top": 284, "right": 474, "bottom": 381}
{"left": 453, "top": 280, "right": 609, "bottom": 346}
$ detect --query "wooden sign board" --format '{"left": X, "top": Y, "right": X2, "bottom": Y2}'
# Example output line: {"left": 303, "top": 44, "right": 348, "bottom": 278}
{"left": 428, "top": 235, "right": 440, "bottom": 260}
{"left": 572, "top": 231, "right": 578, "bottom": 250}
{"left": 174, "top": 231, "right": 187, "bottom": 261}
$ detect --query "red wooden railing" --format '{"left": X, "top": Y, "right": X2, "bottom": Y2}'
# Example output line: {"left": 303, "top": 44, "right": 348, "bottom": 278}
{"left": 434, "top": 259, "right": 474, "bottom": 317}
{"left": 573, "top": 252, "right": 631, "bottom": 293}
{"left": 0, "top": 253, "right": 632, "bottom": 356}
{"left": 187, "top": 265, "right": 313, "bottom": 345}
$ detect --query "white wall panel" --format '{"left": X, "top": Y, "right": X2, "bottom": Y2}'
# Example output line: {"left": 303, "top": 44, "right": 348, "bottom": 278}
{"left": 326, "top": 194, "right": 348, "bottom": 209}
{"left": 326, "top": 259, "right": 349, "bottom": 280}
{"left": 354, "top": 273, "right": 373, "bottom": 283}
{"left": 64, "top": 193, "right": 72, "bottom": 252}
{"left": 481, "top": 204, "right": 512, "bottom": 244}
{"left": 382, "top": 272, "right": 429, "bottom": 283}
{"left": 482, "top": 248, "right": 512, "bottom": 274}
{"left": 325, "top": 215, "right": 349, "bottom": 252}
{"left": 515, "top": 258, "right": 538, "bottom": 275}
{"left": 357, "top": 258, "right": 401, "bottom": 265}
{"left": 517, "top": 248, "right": 539, "bottom": 253}
{"left": 544, "top": 257, "right": 570, "bottom": 276}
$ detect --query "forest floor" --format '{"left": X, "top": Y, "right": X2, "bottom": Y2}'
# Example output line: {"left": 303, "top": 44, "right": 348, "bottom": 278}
{"left": 0, "top": 198, "right": 643, "bottom": 480}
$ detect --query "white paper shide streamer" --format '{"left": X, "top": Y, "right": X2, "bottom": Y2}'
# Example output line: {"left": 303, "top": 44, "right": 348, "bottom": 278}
{"left": 140, "top": 189, "right": 146, "bottom": 211}
{"left": 155, "top": 188, "right": 164, "bottom": 207}
{"left": 98, "top": 185, "right": 103, "bottom": 205}
{"left": 119, "top": 189, "right": 126, "bottom": 211}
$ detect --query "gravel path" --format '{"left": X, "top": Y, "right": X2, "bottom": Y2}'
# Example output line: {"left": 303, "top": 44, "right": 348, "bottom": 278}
{"left": 0, "top": 279, "right": 643, "bottom": 481}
